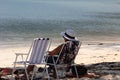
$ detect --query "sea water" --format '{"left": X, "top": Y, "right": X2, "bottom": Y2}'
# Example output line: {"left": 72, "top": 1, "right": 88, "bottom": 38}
{"left": 0, "top": 0, "right": 120, "bottom": 47}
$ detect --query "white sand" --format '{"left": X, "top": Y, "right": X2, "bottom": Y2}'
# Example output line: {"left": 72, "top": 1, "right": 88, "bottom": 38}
{"left": 0, "top": 46, "right": 29, "bottom": 67}
{"left": 0, "top": 41, "right": 120, "bottom": 67}
{"left": 75, "top": 42, "right": 120, "bottom": 65}
{"left": 0, "top": 41, "right": 120, "bottom": 80}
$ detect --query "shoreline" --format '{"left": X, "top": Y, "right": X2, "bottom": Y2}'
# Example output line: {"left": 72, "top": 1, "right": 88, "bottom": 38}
{"left": 0, "top": 41, "right": 119, "bottom": 67}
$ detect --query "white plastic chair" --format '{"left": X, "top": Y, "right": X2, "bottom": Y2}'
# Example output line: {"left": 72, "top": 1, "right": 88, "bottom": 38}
{"left": 12, "top": 38, "right": 51, "bottom": 80}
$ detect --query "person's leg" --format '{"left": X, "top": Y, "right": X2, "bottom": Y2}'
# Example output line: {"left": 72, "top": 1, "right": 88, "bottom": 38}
{"left": 19, "top": 65, "right": 35, "bottom": 80}
{"left": 46, "top": 56, "right": 59, "bottom": 78}
{"left": 26, "top": 65, "right": 35, "bottom": 74}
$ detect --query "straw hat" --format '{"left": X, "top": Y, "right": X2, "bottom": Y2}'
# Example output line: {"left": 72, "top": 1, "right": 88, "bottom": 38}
{"left": 60, "top": 29, "right": 77, "bottom": 40}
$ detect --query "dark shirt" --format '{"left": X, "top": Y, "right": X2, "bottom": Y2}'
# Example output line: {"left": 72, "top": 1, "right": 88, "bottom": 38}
{"left": 58, "top": 40, "right": 80, "bottom": 65}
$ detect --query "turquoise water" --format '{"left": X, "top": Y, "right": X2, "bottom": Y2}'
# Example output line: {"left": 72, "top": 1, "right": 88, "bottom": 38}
{"left": 0, "top": 0, "right": 120, "bottom": 45}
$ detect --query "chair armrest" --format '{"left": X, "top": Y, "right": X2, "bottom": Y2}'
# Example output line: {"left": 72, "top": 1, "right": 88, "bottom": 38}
{"left": 14, "top": 53, "right": 28, "bottom": 63}
{"left": 53, "top": 55, "right": 59, "bottom": 57}
{"left": 15, "top": 53, "right": 28, "bottom": 55}
{"left": 45, "top": 54, "right": 59, "bottom": 58}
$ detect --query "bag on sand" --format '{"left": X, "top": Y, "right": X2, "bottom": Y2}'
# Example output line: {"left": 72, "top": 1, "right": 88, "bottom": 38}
{"left": 71, "top": 65, "right": 88, "bottom": 76}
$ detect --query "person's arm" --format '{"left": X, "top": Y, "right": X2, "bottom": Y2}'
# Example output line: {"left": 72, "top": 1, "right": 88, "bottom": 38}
{"left": 48, "top": 44, "right": 63, "bottom": 56}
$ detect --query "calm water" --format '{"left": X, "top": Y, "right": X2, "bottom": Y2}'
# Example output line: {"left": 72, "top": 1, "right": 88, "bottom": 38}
{"left": 0, "top": 0, "right": 120, "bottom": 46}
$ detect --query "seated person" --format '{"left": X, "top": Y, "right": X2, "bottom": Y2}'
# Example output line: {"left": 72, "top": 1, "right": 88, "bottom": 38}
{"left": 14, "top": 29, "right": 100, "bottom": 79}
{"left": 47, "top": 29, "right": 100, "bottom": 78}
{"left": 47, "top": 29, "right": 80, "bottom": 77}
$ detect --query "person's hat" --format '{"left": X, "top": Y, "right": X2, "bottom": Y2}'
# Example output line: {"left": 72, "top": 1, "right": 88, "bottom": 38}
{"left": 60, "top": 29, "right": 77, "bottom": 40}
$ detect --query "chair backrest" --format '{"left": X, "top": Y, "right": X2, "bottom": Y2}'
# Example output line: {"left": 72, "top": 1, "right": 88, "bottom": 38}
{"left": 28, "top": 38, "right": 51, "bottom": 64}
{"left": 56, "top": 40, "right": 81, "bottom": 65}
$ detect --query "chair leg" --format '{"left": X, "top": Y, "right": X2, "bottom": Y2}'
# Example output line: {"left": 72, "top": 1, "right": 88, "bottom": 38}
{"left": 31, "top": 68, "right": 35, "bottom": 80}
{"left": 53, "top": 65, "right": 59, "bottom": 79}
{"left": 46, "top": 66, "right": 50, "bottom": 80}
{"left": 52, "top": 57, "right": 59, "bottom": 80}
{"left": 74, "top": 65, "right": 79, "bottom": 79}
{"left": 42, "top": 65, "right": 50, "bottom": 80}
{"left": 24, "top": 65, "right": 29, "bottom": 80}
{"left": 12, "top": 55, "right": 18, "bottom": 78}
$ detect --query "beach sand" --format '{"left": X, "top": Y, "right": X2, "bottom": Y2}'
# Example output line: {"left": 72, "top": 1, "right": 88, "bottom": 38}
{"left": 0, "top": 41, "right": 120, "bottom": 80}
